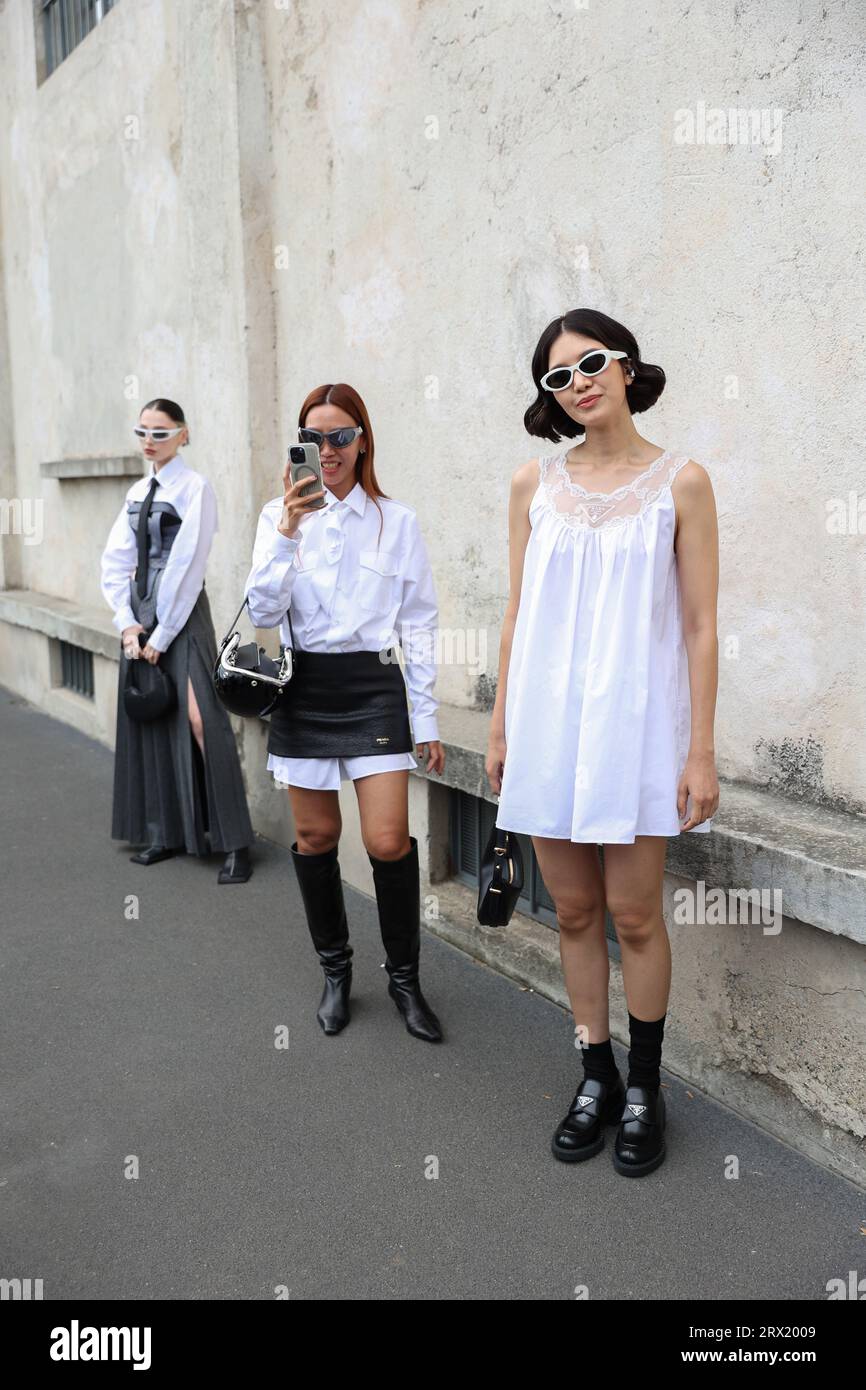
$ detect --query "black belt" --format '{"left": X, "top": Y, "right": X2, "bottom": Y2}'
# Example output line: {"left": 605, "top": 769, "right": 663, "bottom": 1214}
{"left": 267, "top": 647, "right": 413, "bottom": 759}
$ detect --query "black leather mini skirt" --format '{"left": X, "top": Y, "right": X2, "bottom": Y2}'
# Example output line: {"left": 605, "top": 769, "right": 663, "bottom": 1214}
{"left": 266, "top": 646, "right": 414, "bottom": 759}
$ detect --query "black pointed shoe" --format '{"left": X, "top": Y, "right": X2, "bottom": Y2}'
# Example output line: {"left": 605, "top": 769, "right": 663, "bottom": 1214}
{"left": 130, "top": 844, "right": 180, "bottom": 866}
{"left": 612, "top": 1084, "right": 667, "bottom": 1176}
{"left": 385, "top": 962, "right": 443, "bottom": 1043}
{"left": 313, "top": 946, "right": 353, "bottom": 1035}
{"left": 218, "top": 847, "right": 253, "bottom": 884}
{"left": 551, "top": 1072, "right": 626, "bottom": 1162}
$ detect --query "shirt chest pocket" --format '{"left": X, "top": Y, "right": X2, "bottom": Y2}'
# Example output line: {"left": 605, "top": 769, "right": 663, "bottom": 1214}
{"left": 357, "top": 548, "right": 401, "bottom": 611}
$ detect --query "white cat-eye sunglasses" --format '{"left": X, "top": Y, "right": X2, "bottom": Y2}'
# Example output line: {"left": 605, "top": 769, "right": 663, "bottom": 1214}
{"left": 540, "top": 349, "right": 631, "bottom": 393}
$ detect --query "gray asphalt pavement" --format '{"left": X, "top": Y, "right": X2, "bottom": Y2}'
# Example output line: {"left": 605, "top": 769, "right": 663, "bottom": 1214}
{"left": 1, "top": 685, "right": 863, "bottom": 1301}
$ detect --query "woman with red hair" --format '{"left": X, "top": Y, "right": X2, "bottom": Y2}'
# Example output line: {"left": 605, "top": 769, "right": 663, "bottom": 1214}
{"left": 245, "top": 383, "right": 446, "bottom": 1043}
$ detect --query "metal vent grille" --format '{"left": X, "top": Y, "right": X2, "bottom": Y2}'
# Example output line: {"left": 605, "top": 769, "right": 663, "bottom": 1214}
{"left": 59, "top": 641, "right": 94, "bottom": 699}
{"left": 41, "top": 0, "right": 117, "bottom": 77}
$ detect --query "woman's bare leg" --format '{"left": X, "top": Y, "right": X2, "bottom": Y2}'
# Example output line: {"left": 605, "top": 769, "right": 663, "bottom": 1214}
{"left": 531, "top": 837, "right": 610, "bottom": 1043}
{"left": 352, "top": 769, "right": 410, "bottom": 860}
{"left": 187, "top": 677, "right": 205, "bottom": 755}
{"left": 285, "top": 784, "right": 342, "bottom": 853}
{"left": 602, "top": 836, "right": 670, "bottom": 1019}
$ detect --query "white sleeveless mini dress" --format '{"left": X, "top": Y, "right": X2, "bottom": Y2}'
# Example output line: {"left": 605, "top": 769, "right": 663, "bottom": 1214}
{"left": 495, "top": 448, "right": 713, "bottom": 844}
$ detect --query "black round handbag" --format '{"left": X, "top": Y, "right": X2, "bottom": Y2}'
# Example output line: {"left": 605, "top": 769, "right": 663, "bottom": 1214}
{"left": 212, "top": 596, "right": 295, "bottom": 719}
{"left": 122, "top": 633, "right": 177, "bottom": 722}
{"left": 477, "top": 823, "right": 525, "bottom": 927}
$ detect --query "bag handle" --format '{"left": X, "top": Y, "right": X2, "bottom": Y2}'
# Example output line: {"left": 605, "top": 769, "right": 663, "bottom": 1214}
{"left": 218, "top": 595, "right": 296, "bottom": 658}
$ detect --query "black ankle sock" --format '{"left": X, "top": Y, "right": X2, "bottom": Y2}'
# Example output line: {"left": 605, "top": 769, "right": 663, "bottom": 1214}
{"left": 626, "top": 1011, "right": 666, "bottom": 1092}
{"left": 579, "top": 1037, "right": 619, "bottom": 1083}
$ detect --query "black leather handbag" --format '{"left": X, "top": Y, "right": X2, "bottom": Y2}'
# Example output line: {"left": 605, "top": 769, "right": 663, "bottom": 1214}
{"left": 477, "top": 822, "right": 524, "bottom": 927}
{"left": 122, "top": 633, "right": 177, "bottom": 722}
{"left": 212, "top": 596, "right": 295, "bottom": 719}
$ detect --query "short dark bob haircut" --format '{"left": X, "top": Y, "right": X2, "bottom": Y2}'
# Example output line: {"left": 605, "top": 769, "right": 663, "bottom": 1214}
{"left": 524, "top": 308, "right": 666, "bottom": 443}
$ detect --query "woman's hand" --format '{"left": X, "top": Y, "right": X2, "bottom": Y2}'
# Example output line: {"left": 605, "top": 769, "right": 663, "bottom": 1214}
{"left": 278, "top": 464, "right": 325, "bottom": 539}
{"left": 485, "top": 732, "right": 507, "bottom": 794}
{"left": 141, "top": 642, "right": 162, "bottom": 665}
{"left": 417, "top": 740, "right": 445, "bottom": 775}
{"left": 677, "top": 751, "right": 719, "bottom": 831}
{"left": 122, "top": 624, "right": 145, "bottom": 660}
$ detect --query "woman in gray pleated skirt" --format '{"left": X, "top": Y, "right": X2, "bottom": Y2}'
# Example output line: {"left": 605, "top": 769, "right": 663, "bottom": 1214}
{"left": 101, "top": 399, "right": 254, "bottom": 884}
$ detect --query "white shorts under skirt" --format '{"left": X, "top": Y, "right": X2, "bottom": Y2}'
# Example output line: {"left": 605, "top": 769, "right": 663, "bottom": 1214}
{"left": 267, "top": 749, "right": 418, "bottom": 792}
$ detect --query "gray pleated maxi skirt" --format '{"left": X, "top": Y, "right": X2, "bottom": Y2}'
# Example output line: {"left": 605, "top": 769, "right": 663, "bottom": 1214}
{"left": 111, "top": 573, "right": 254, "bottom": 855}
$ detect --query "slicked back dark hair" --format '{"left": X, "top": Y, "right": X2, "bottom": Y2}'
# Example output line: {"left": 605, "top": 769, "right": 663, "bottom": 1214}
{"left": 524, "top": 309, "right": 665, "bottom": 442}
{"left": 141, "top": 397, "right": 186, "bottom": 424}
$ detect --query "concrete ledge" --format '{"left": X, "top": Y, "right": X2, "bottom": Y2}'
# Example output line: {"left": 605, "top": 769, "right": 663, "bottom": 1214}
{"left": 418, "top": 703, "right": 866, "bottom": 944}
{"left": 0, "top": 588, "right": 120, "bottom": 662}
{"left": 40, "top": 456, "right": 143, "bottom": 480}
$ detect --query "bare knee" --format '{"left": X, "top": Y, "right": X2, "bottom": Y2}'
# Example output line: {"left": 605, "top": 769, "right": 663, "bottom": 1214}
{"left": 363, "top": 828, "right": 411, "bottom": 860}
{"left": 555, "top": 892, "right": 605, "bottom": 936}
{"left": 607, "top": 901, "right": 657, "bottom": 945}
{"left": 295, "top": 824, "right": 341, "bottom": 855}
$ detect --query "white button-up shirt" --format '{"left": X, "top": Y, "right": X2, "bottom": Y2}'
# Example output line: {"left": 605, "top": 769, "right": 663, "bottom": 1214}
{"left": 245, "top": 480, "right": 440, "bottom": 744}
{"left": 100, "top": 453, "right": 219, "bottom": 653}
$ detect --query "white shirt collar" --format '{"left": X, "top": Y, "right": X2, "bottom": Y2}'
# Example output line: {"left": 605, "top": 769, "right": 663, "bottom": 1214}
{"left": 324, "top": 480, "right": 367, "bottom": 517}
{"left": 148, "top": 453, "right": 186, "bottom": 486}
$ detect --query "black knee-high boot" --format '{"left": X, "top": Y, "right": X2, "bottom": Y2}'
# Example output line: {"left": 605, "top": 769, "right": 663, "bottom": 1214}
{"left": 367, "top": 835, "right": 442, "bottom": 1043}
{"left": 290, "top": 842, "right": 353, "bottom": 1035}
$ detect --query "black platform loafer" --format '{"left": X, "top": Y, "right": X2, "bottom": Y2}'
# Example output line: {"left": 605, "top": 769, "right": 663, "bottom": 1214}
{"left": 130, "top": 845, "right": 179, "bottom": 866}
{"left": 612, "top": 1084, "right": 667, "bottom": 1177}
{"left": 218, "top": 847, "right": 253, "bottom": 884}
{"left": 551, "top": 1072, "right": 626, "bottom": 1163}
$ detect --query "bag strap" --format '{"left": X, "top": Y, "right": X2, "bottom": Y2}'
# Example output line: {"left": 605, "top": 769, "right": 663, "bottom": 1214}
{"left": 219, "top": 595, "right": 296, "bottom": 657}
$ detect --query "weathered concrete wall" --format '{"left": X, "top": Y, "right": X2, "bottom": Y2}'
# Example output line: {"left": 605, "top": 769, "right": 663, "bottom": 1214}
{"left": 0, "top": 0, "right": 256, "bottom": 657}
{"left": 1, "top": 0, "right": 864, "bottom": 810}
{"left": 257, "top": 0, "right": 866, "bottom": 814}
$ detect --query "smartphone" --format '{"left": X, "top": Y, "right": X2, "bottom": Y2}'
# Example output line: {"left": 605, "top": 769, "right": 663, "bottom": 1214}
{"left": 289, "top": 443, "right": 326, "bottom": 510}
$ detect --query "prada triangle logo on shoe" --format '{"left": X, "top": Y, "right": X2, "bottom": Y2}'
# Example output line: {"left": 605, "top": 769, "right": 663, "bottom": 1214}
{"left": 628, "top": 1103, "right": 647, "bottom": 1116}
{"left": 577, "top": 1095, "right": 593, "bottom": 1106}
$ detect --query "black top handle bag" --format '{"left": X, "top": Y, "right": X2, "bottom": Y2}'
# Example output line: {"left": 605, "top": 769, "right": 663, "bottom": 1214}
{"left": 122, "top": 631, "right": 178, "bottom": 722}
{"left": 212, "top": 595, "right": 296, "bottom": 719}
{"left": 477, "top": 822, "right": 525, "bottom": 927}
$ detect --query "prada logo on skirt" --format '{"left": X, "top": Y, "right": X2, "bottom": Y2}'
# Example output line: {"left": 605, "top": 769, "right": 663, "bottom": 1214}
{"left": 375, "top": 736, "right": 391, "bottom": 745}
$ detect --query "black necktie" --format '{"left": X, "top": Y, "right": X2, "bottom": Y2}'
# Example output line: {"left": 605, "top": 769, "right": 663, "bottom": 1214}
{"left": 136, "top": 475, "right": 159, "bottom": 598}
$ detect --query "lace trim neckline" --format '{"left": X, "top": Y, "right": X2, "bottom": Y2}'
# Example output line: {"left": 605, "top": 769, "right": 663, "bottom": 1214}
{"left": 553, "top": 448, "right": 671, "bottom": 500}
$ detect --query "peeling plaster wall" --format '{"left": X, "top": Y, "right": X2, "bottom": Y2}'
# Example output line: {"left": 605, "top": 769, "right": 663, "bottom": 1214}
{"left": 0, "top": 0, "right": 865, "bottom": 816}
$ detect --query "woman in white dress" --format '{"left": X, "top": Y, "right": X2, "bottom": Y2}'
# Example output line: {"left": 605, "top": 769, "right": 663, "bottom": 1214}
{"left": 488, "top": 310, "right": 720, "bottom": 1176}
{"left": 245, "top": 383, "right": 446, "bottom": 1042}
